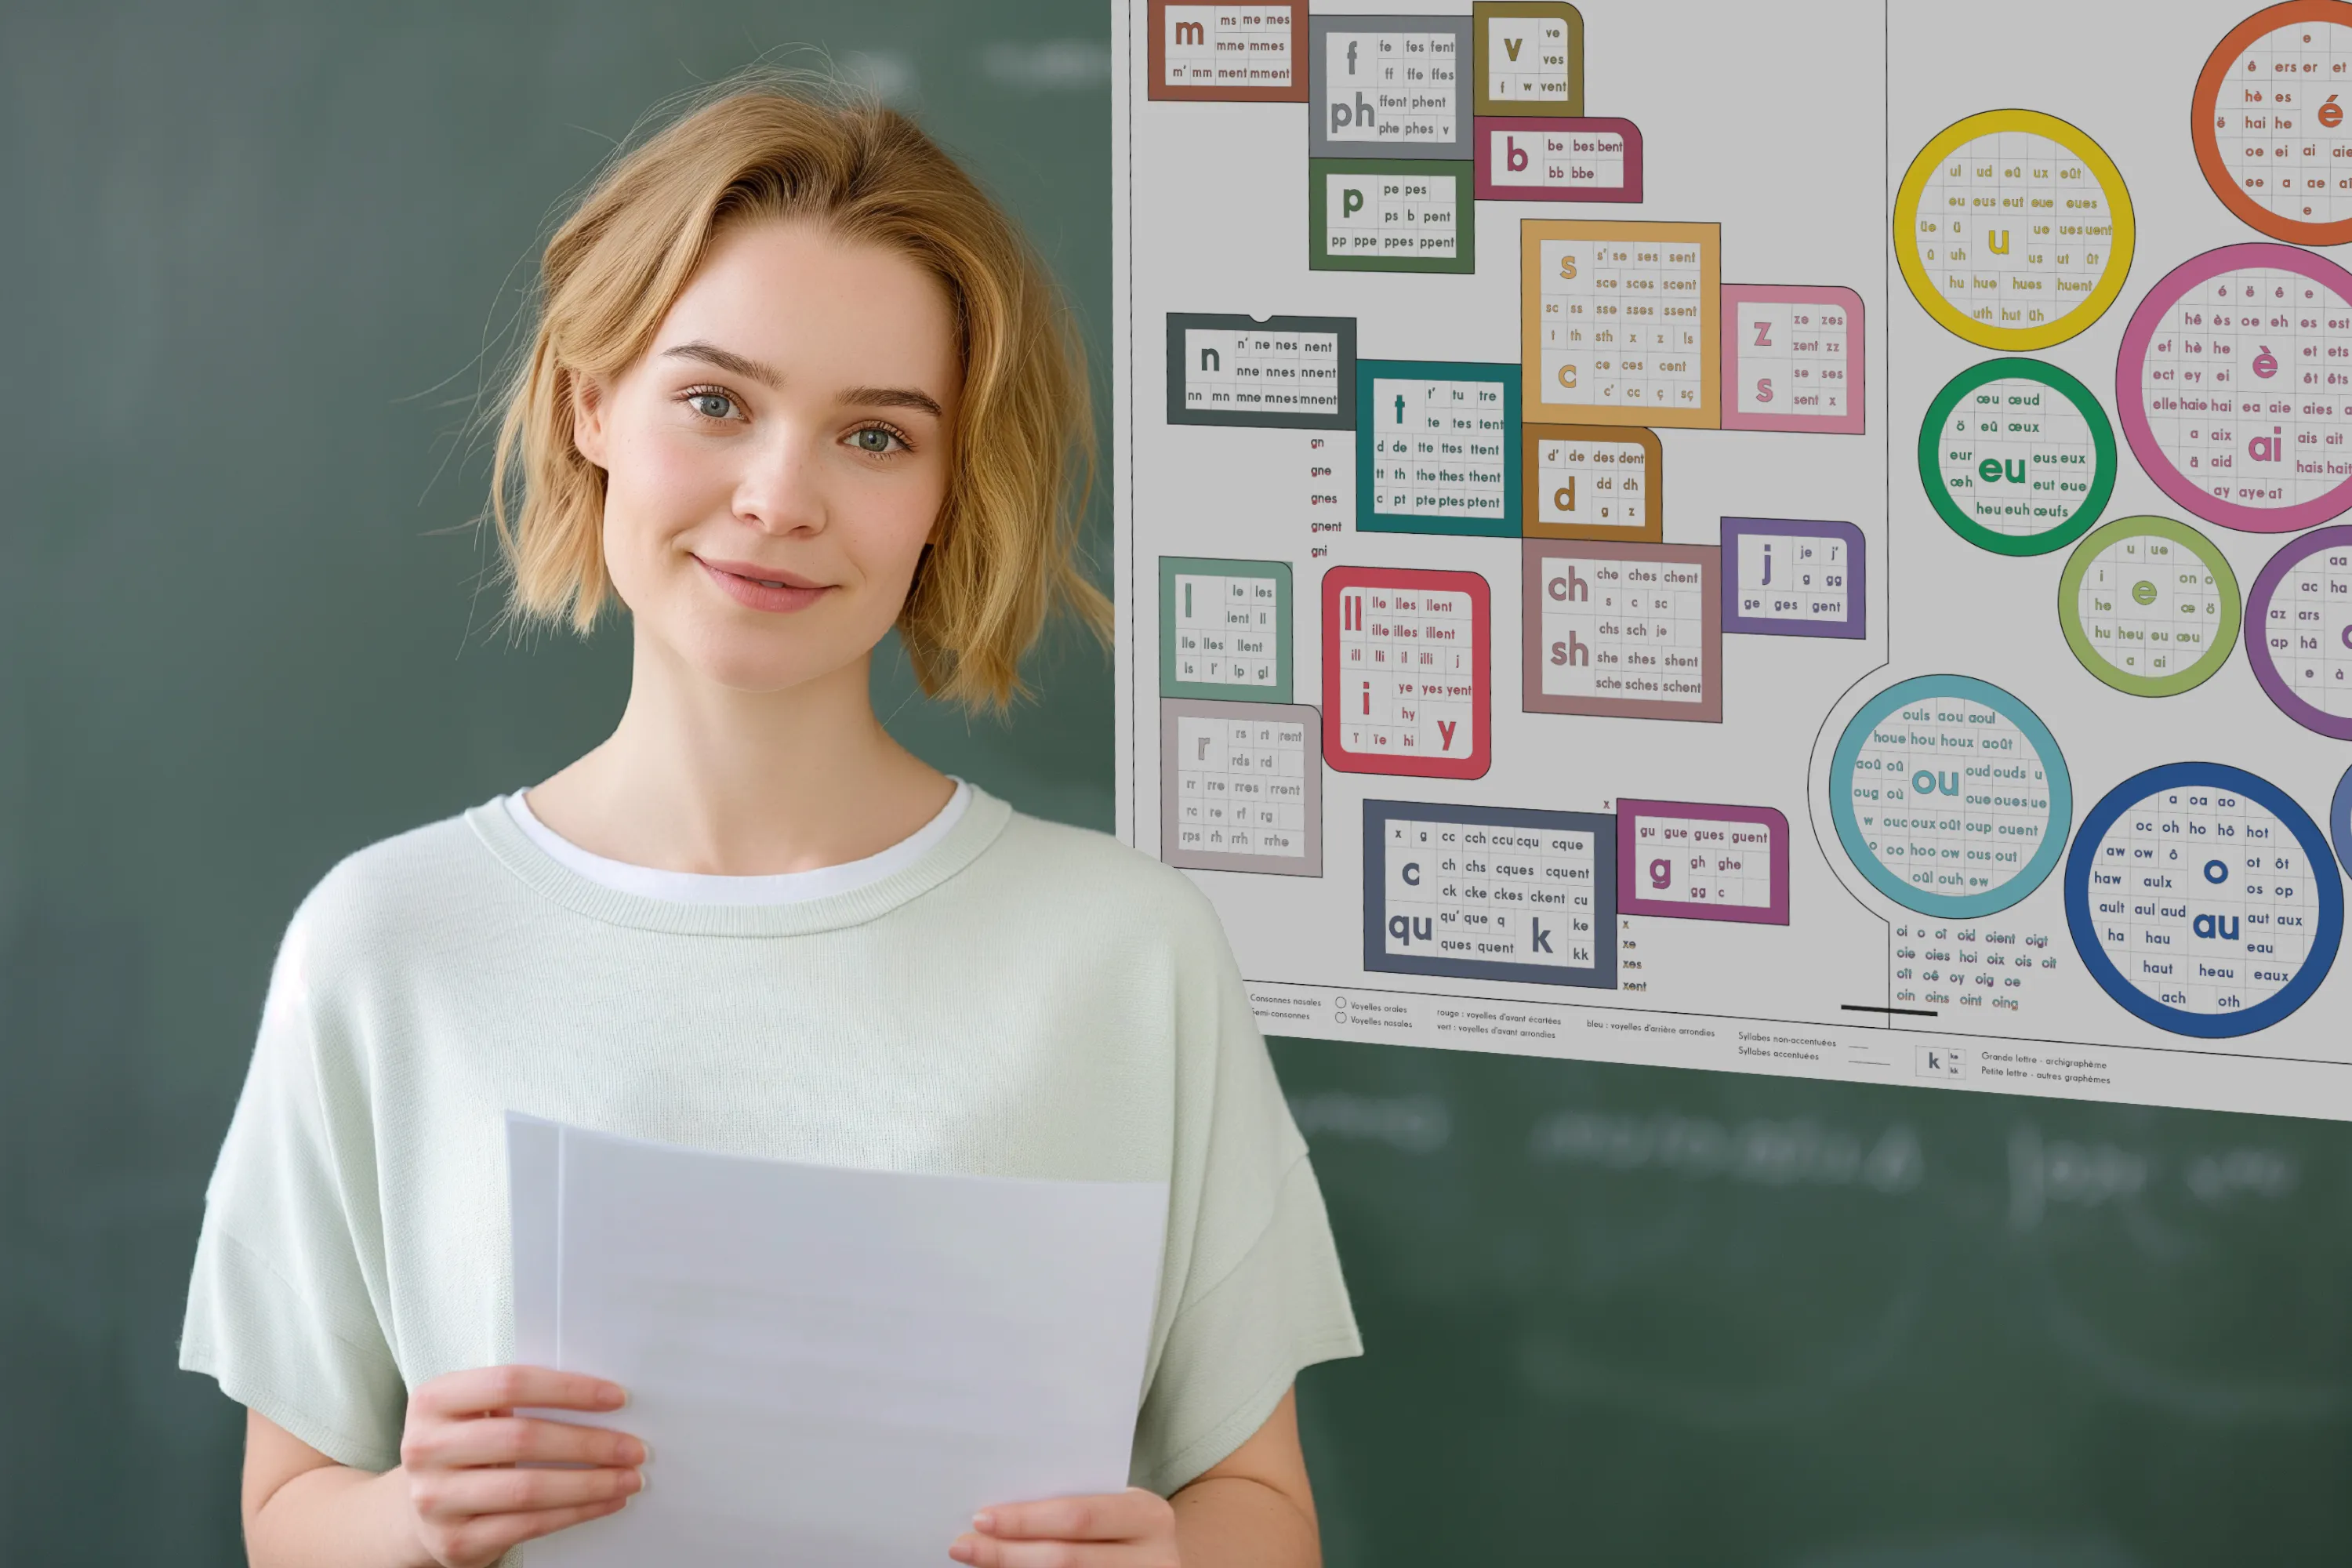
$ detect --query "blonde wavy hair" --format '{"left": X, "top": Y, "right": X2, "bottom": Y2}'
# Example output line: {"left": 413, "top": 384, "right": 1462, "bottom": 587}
{"left": 485, "top": 71, "right": 1109, "bottom": 710}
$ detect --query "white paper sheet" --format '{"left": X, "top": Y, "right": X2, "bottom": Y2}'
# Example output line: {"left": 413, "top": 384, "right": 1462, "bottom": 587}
{"left": 505, "top": 1112, "right": 1168, "bottom": 1565}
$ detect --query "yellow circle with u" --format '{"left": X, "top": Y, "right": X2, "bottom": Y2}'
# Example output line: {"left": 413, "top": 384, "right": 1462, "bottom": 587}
{"left": 1894, "top": 108, "right": 2136, "bottom": 351}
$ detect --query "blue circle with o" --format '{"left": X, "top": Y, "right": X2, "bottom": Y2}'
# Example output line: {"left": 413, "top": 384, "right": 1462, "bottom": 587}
{"left": 1829, "top": 675, "right": 2073, "bottom": 917}
{"left": 2065, "top": 762, "right": 2344, "bottom": 1040}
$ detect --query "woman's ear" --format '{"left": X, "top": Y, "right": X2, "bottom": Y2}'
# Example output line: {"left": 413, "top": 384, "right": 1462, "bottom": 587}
{"left": 569, "top": 370, "right": 612, "bottom": 469}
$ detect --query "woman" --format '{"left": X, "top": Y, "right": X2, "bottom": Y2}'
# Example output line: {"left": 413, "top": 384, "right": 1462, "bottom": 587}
{"left": 180, "top": 75, "right": 1359, "bottom": 1568}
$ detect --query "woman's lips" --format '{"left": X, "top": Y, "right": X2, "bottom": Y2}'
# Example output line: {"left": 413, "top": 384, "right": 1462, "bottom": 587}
{"left": 695, "top": 555, "right": 830, "bottom": 614}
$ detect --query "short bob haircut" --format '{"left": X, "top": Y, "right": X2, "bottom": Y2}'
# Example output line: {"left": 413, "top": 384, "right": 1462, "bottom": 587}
{"left": 486, "top": 71, "right": 1109, "bottom": 711}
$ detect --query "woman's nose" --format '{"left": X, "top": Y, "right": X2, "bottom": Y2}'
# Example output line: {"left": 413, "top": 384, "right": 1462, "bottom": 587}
{"left": 735, "top": 434, "right": 826, "bottom": 535}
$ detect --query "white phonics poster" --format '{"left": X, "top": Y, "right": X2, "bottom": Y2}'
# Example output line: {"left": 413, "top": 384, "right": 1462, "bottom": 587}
{"left": 1112, "top": 0, "right": 2352, "bottom": 1119}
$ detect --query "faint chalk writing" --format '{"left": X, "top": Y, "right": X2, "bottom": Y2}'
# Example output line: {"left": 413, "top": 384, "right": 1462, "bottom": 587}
{"left": 1289, "top": 1091, "right": 1450, "bottom": 1153}
{"left": 1527, "top": 1109, "right": 1923, "bottom": 1193}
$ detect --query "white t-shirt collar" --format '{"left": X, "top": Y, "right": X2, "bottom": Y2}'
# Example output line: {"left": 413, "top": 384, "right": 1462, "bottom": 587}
{"left": 499, "top": 778, "right": 971, "bottom": 906}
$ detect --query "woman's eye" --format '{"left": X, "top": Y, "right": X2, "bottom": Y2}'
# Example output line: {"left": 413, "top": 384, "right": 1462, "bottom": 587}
{"left": 686, "top": 391, "right": 738, "bottom": 421}
{"left": 849, "top": 426, "right": 902, "bottom": 455}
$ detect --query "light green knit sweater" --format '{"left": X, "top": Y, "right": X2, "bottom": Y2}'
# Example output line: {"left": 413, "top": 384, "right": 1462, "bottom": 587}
{"left": 180, "top": 784, "right": 1360, "bottom": 1503}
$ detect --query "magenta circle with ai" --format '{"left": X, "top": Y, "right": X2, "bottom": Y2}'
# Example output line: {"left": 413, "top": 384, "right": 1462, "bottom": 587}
{"left": 2115, "top": 244, "right": 2352, "bottom": 534}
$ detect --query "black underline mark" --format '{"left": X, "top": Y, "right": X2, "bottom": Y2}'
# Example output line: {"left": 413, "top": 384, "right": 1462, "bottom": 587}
{"left": 1841, "top": 1004, "right": 1940, "bottom": 1018}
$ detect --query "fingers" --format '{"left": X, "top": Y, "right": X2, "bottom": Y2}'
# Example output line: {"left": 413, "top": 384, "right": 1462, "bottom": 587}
{"left": 397, "top": 1366, "right": 644, "bottom": 1566}
{"left": 417, "top": 1495, "right": 631, "bottom": 1567}
{"left": 411, "top": 1364, "right": 627, "bottom": 1419}
{"left": 949, "top": 1531, "right": 1174, "bottom": 1568}
{"left": 951, "top": 1535, "right": 1076, "bottom": 1568}
{"left": 411, "top": 1461, "right": 641, "bottom": 1523}
{"left": 948, "top": 1490, "right": 1178, "bottom": 1568}
{"left": 403, "top": 1414, "right": 645, "bottom": 1473}
{"left": 972, "top": 1490, "right": 1171, "bottom": 1542}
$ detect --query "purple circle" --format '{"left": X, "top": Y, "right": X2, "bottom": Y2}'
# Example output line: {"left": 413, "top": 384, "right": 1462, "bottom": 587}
{"left": 2245, "top": 524, "right": 2352, "bottom": 739}
{"left": 2114, "top": 243, "right": 2352, "bottom": 534}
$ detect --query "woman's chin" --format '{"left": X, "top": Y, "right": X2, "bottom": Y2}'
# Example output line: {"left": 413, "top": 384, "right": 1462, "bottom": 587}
{"left": 658, "top": 627, "right": 854, "bottom": 698}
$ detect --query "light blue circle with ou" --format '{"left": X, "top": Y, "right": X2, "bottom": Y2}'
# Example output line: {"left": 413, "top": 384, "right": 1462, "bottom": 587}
{"left": 1830, "top": 675, "right": 2074, "bottom": 918}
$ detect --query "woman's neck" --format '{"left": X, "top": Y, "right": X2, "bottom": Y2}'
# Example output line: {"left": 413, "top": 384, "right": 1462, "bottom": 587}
{"left": 520, "top": 634, "right": 956, "bottom": 877}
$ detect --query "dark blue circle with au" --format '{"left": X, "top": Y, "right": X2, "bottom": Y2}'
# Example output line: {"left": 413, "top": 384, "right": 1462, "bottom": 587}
{"left": 2065, "top": 762, "right": 2344, "bottom": 1039}
{"left": 2335, "top": 764, "right": 2352, "bottom": 880}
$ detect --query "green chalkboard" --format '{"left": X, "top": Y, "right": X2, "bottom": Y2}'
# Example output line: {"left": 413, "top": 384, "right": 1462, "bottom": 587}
{"left": 1276, "top": 1036, "right": 2352, "bottom": 1566}
{"left": 0, "top": 4, "right": 1115, "bottom": 1555}
{"left": 5, "top": 5, "right": 2351, "bottom": 1566}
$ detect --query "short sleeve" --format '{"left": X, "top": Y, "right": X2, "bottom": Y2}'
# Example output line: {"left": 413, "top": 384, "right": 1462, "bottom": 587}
{"left": 1128, "top": 897, "right": 1363, "bottom": 1495}
{"left": 178, "top": 900, "right": 407, "bottom": 1472}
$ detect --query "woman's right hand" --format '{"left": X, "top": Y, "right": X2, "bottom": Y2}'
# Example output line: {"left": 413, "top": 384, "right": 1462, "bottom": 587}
{"left": 394, "top": 1365, "right": 644, "bottom": 1567}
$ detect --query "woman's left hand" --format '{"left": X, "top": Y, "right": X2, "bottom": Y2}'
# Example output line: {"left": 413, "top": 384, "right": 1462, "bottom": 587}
{"left": 948, "top": 1486, "right": 1178, "bottom": 1568}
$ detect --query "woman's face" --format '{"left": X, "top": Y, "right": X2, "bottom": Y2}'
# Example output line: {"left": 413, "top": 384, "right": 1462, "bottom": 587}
{"left": 572, "top": 220, "right": 960, "bottom": 693}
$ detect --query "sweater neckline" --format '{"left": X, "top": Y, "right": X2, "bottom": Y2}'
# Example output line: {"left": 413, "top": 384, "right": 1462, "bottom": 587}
{"left": 463, "top": 782, "right": 1015, "bottom": 937}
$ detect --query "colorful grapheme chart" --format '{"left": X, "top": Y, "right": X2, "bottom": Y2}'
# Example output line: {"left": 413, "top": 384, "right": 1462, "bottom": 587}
{"left": 1616, "top": 800, "right": 1791, "bottom": 924}
{"left": 1474, "top": 117, "right": 1641, "bottom": 201}
{"left": 1160, "top": 699, "right": 1324, "bottom": 875}
{"left": 2192, "top": 1, "right": 2352, "bottom": 245}
{"left": 2115, "top": 244, "right": 2352, "bottom": 532}
{"left": 1308, "top": 14, "right": 1472, "bottom": 158}
{"left": 1522, "top": 424, "right": 1661, "bottom": 539}
{"left": 2335, "top": 763, "right": 2352, "bottom": 877}
{"left": 1159, "top": 557, "right": 1294, "bottom": 701}
{"left": 1918, "top": 358, "right": 2116, "bottom": 555}
{"left": 1521, "top": 219, "right": 1721, "bottom": 427}
{"left": 1357, "top": 360, "right": 1520, "bottom": 533}
{"left": 1166, "top": 313, "right": 1357, "bottom": 429}
{"left": 1830, "top": 677, "right": 2072, "bottom": 920}
{"left": 1322, "top": 566, "right": 1492, "bottom": 778}
{"left": 1893, "top": 109, "right": 2136, "bottom": 351}
{"left": 1310, "top": 159, "right": 1475, "bottom": 273}
{"left": 1720, "top": 518, "right": 1867, "bottom": 639}
{"left": 1471, "top": 2, "right": 1583, "bottom": 114}
{"left": 1364, "top": 800, "right": 1617, "bottom": 986}
{"left": 2067, "top": 764, "right": 2343, "bottom": 1038}
{"left": 2056, "top": 517, "right": 2243, "bottom": 696}
{"left": 1519, "top": 539, "right": 1722, "bottom": 720}
{"left": 1121, "top": 0, "right": 2352, "bottom": 1125}
{"left": 1148, "top": 2, "right": 1308, "bottom": 101}
{"left": 2245, "top": 524, "right": 2352, "bottom": 737}
{"left": 1721, "top": 285, "right": 1867, "bottom": 434}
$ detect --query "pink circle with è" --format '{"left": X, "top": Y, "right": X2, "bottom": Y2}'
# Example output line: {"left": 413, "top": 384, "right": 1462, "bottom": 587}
{"left": 2115, "top": 242, "right": 2352, "bottom": 534}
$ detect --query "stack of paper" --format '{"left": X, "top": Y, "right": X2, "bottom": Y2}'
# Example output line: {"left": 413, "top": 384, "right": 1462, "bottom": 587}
{"left": 506, "top": 1113, "right": 1168, "bottom": 1564}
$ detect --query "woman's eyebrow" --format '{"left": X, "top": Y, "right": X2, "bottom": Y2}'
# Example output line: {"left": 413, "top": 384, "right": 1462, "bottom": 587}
{"left": 661, "top": 340, "right": 780, "bottom": 387}
{"left": 658, "top": 343, "right": 942, "bottom": 417}
{"left": 838, "top": 385, "right": 944, "bottom": 418}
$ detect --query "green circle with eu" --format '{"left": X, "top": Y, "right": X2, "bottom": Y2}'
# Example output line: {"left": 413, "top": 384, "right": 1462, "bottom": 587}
{"left": 2056, "top": 515, "right": 2241, "bottom": 697}
{"left": 1918, "top": 358, "right": 2116, "bottom": 556}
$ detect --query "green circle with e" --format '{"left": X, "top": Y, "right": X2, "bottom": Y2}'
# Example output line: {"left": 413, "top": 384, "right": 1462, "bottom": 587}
{"left": 1918, "top": 358, "right": 2116, "bottom": 557}
{"left": 2056, "top": 514, "right": 2241, "bottom": 697}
